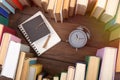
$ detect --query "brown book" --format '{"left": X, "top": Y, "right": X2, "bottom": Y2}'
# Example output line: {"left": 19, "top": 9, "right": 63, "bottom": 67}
{"left": 41, "top": 0, "right": 49, "bottom": 12}
{"left": 54, "top": 0, "right": 64, "bottom": 22}
{"left": 47, "top": 0, "right": 56, "bottom": 18}
{"left": 62, "top": 0, "right": 70, "bottom": 19}
{"left": 69, "top": 0, "right": 76, "bottom": 17}
{"left": 75, "top": 0, "right": 89, "bottom": 15}
{"left": 19, "top": 0, "right": 31, "bottom": 6}
{"left": 32, "top": 0, "right": 42, "bottom": 7}
{"left": 86, "top": 0, "right": 97, "bottom": 15}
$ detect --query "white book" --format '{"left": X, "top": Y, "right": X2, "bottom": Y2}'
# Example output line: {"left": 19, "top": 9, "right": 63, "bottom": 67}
{"left": 66, "top": 66, "right": 75, "bottom": 80}
{"left": 91, "top": 0, "right": 107, "bottom": 19}
{"left": 100, "top": 0, "right": 119, "bottom": 23}
{"left": 75, "top": 0, "right": 89, "bottom": 15}
{"left": 74, "top": 63, "right": 86, "bottom": 80}
{"left": 0, "top": 0, "right": 15, "bottom": 13}
{"left": 27, "top": 67, "right": 36, "bottom": 80}
{"left": 1, "top": 41, "right": 21, "bottom": 79}
{"left": 96, "top": 47, "right": 117, "bottom": 80}
{"left": 18, "top": 11, "right": 61, "bottom": 56}
{"left": 60, "top": 72, "right": 67, "bottom": 80}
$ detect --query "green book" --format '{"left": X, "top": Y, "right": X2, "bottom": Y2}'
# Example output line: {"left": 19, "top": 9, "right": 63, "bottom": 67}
{"left": 0, "top": 15, "right": 8, "bottom": 26}
{"left": 104, "top": 3, "right": 120, "bottom": 31}
{"left": 85, "top": 56, "right": 100, "bottom": 80}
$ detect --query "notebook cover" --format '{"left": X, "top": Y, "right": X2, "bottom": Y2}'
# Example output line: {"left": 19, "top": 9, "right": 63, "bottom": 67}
{"left": 0, "top": 7, "right": 9, "bottom": 18}
{"left": 22, "top": 15, "right": 50, "bottom": 43}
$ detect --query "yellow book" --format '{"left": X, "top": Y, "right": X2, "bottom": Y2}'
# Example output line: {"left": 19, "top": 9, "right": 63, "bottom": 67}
{"left": 62, "top": 0, "right": 70, "bottom": 19}
{"left": 47, "top": 0, "right": 56, "bottom": 18}
{"left": 69, "top": 0, "right": 76, "bottom": 17}
{"left": 54, "top": 0, "right": 64, "bottom": 22}
{"left": 90, "top": 0, "right": 107, "bottom": 19}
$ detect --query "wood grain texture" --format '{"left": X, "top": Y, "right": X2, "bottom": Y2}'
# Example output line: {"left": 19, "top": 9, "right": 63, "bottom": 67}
{"left": 0, "top": 6, "right": 119, "bottom": 79}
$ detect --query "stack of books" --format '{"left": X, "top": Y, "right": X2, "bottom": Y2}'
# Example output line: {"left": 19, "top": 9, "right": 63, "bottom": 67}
{"left": 41, "top": 47, "right": 117, "bottom": 80}
{"left": 0, "top": 0, "right": 31, "bottom": 25}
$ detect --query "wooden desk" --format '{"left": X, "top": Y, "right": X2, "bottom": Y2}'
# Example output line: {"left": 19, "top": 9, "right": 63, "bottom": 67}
{"left": 1, "top": 6, "right": 120, "bottom": 80}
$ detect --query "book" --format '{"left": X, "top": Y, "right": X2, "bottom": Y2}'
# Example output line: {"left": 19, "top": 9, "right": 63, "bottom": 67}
{"left": 41, "top": 0, "right": 49, "bottom": 12}
{"left": 60, "top": 72, "right": 67, "bottom": 80}
{"left": 69, "top": 0, "right": 76, "bottom": 17}
{"left": 113, "top": 40, "right": 120, "bottom": 72}
{"left": 53, "top": 76, "right": 59, "bottom": 80}
{"left": 1, "top": 41, "right": 21, "bottom": 79}
{"left": 47, "top": 0, "right": 56, "bottom": 18}
{"left": 104, "top": 4, "right": 120, "bottom": 31}
{"left": 0, "top": 33, "right": 20, "bottom": 66}
{"left": 90, "top": 0, "right": 107, "bottom": 19}
{"left": 18, "top": 11, "right": 61, "bottom": 56}
{"left": 109, "top": 27, "right": 120, "bottom": 41}
{"left": 75, "top": 0, "right": 89, "bottom": 15}
{"left": 100, "top": 0, "right": 119, "bottom": 23}
{"left": 0, "top": 24, "right": 16, "bottom": 44}
{"left": 62, "top": 0, "right": 70, "bottom": 19}
{"left": 27, "top": 64, "right": 43, "bottom": 80}
{"left": 6, "top": 0, "right": 17, "bottom": 9}
{"left": 32, "top": 0, "right": 42, "bottom": 7}
{"left": 66, "top": 66, "right": 75, "bottom": 80}
{"left": 0, "top": 15, "right": 9, "bottom": 26}
{"left": 85, "top": 56, "right": 100, "bottom": 80}
{"left": 86, "top": 0, "right": 97, "bottom": 14}
{"left": 74, "top": 63, "right": 86, "bottom": 80}
{"left": 19, "top": 0, "right": 31, "bottom": 6}
{"left": 53, "top": 0, "right": 64, "bottom": 22}
{"left": 0, "top": 0, "right": 15, "bottom": 13}
{"left": 96, "top": 47, "right": 117, "bottom": 80}
{"left": 12, "top": 0, "right": 23, "bottom": 10}
{"left": 15, "top": 52, "right": 34, "bottom": 80}
{"left": 20, "top": 44, "right": 30, "bottom": 52}
{"left": 0, "top": 5, "right": 10, "bottom": 14}
{"left": 0, "top": 7, "right": 9, "bottom": 18}
{"left": 20, "top": 58, "right": 37, "bottom": 80}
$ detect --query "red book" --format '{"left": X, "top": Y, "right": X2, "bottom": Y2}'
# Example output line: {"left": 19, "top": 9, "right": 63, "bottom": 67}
{"left": 0, "top": 24, "right": 16, "bottom": 45}
{"left": 12, "top": 0, "right": 23, "bottom": 10}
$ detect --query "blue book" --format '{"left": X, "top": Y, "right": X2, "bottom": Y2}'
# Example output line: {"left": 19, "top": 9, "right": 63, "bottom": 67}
{"left": 0, "top": 5, "right": 10, "bottom": 14}
{"left": 0, "top": 7, "right": 9, "bottom": 18}
{"left": 0, "top": 0, "right": 15, "bottom": 14}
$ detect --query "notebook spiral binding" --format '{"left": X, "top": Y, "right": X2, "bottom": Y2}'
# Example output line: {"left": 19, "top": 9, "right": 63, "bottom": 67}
{"left": 18, "top": 25, "right": 40, "bottom": 55}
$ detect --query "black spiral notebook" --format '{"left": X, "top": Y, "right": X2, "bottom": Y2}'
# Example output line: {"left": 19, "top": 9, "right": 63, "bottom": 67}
{"left": 18, "top": 11, "right": 61, "bottom": 56}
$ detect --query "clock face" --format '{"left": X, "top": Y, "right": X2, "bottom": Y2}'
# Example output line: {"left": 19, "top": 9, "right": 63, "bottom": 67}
{"left": 69, "top": 30, "right": 87, "bottom": 48}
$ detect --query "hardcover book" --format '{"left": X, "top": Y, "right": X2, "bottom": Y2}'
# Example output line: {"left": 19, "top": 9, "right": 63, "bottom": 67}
{"left": 0, "top": 7, "right": 9, "bottom": 18}
{"left": 0, "top": 24, "right": 16, "bottom": 44}
{"left": 18, "top": 11, "right": 61, "bottom": 56}
{"left": 0, "top": 0, "right": 15, "bottom": 13}
{"left": 0, "top": 33, "right": 19, "bottom": 66}
{"left": 0, "top": 15, "right": 9, "bottom": 26}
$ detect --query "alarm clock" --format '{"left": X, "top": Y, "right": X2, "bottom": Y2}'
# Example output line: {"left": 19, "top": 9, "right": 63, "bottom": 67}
{"left": 68, "top": 26, "right": 90, "bottom": 50}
